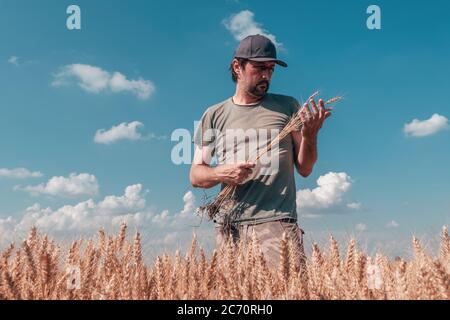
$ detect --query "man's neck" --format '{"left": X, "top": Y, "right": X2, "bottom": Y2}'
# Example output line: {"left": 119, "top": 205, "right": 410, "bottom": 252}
{"left": 232, "top": 85, "right": 264, "bottom": 105}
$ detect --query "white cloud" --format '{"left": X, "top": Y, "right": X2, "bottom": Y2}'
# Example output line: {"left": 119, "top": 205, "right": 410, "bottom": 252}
{"left": 0, "top": 216, "right": 16, "bottom": 245}
{"left": 0, "top": 185, "right": 214, "bottom": 255}
{"left": 15, "top": 173, "right": 99, "bottom": 198}
{"left": 403, "top": 113, "right": 449, "bottom": 137}
{"left": 109, "top": 72, "right": 154, "bottom": 99}
{"left": 347, "top": 202, "right": 362, "bottom": 210}
{"left": 0, "top": 168, "right": 43, "bottom": 179}
{"left": 2, "top": 184, "right": 147, "bottom": 234}
{"left": 94, "top": 121, "right": 144, "bottom": 144}
{"left": 223, "top": 10, "right": 282, "bottom": 48}
{"left": 8, "top": 56, "right": 19, "bottom": 66}
{"left": 52, "top": 64, "right": 155, "bottom": 100}
{"left": 356, "top": 223, "right": 367, "bottom": 232}
{"left": 98, "top": 184, "right": 147, "bottom": 214}
{"left": 94, "top": 121, "right": 166, "bottom": 144}
{"left": 178, "top": 191, "right": 196, "bottom": 219}
{"left": 386, "top": 220, "right": 399, "bottom": 228}
{"left": 151, "top": 209, "right": 170, "bottom": 227}
{"left": 5, "top": 184, "right": 147, "bottom": 235}
{"left": 297, "top": 172, "right": 352, "bottom": 216}
{"left": 296, "top": 172, "right": 359, "bottom": 218}
{"left": 145, "top": 133, "right": 168, "bottom": 140}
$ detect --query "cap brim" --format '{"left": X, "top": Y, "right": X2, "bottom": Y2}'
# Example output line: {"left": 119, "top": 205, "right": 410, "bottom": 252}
{"left": 248, "top": 57, "right": 288, "bottom": 68}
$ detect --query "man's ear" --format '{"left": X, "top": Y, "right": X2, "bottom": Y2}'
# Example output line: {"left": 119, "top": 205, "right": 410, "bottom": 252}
{"left": 232, "top": 59, "right": 241, "bottom": 78}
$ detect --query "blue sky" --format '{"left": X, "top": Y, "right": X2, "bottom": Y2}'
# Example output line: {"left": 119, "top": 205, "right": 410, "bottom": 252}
{"left": 0, "top": 0, "right": 449, "bottom": 256}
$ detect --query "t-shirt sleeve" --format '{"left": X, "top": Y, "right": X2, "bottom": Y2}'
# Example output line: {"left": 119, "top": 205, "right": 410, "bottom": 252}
{"left": 192, "top": 108, "right": 216, "bottom": 147}
{"left": 290, "top": 97, "right": 302, "bottom": 116}
{"left": 289, "top": 97, "right": 303, "bottom": 135}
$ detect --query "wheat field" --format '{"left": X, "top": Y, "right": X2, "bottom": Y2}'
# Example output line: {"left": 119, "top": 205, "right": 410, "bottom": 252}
{"left": 0, "top": 224, "right": 448, "bottom": 300}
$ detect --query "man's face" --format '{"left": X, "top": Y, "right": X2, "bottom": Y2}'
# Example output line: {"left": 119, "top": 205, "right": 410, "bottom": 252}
{"left": 237, "top": 60, "right": 276, "bottom": 98}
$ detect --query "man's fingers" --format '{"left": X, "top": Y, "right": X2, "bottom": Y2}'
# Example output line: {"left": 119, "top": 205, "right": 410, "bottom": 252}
{"left": 241, "top": 166, "right": 253, "bottom": 173}
{"left": 300, "top": 103, "right": 311, "bottom": 124}
{"left": 310, "top": 98, "right": 319, "bottom": 118}
{"left": 302, "top": 103, "right": 311, "bottom": 118}
{"left": 238, "top": 162, "right": 255, "bottom": 169}
{"left": 244, "top": 162, "right": 255, "bottom": 168}
{"left": 242, "top": 169, "right": 253, "bottom": 177}
{"left": 299, "top": 110, "right": 306, "bottom": 120}
{"left": 236, "top": 168, "right": 254, "bottom": 183}
{"left": 318, "top": 99, "right": 325, "bottom": 119}
{"left": 318, "top": 99, "right": 325, "bottom": 108}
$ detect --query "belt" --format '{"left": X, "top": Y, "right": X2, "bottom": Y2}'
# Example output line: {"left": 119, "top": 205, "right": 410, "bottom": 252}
{"left": 279, "top": 218, "right": 297, "bottom": 223}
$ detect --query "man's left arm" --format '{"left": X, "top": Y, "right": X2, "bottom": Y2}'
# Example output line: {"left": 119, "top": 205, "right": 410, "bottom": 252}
{"left": 292, "top": 132, "right": 317, "bottom": 177}
{"left": 291, "top": 98, "right": 332, "bottom": 177}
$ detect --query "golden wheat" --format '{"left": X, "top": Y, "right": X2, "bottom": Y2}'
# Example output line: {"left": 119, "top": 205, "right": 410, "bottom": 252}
{"left": 0, "top": 225, "right": 448, "bottom": 300}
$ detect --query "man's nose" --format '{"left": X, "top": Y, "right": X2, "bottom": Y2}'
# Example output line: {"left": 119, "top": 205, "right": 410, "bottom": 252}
{"left": 261, "top": 70, "right": 271, "bottom": 80}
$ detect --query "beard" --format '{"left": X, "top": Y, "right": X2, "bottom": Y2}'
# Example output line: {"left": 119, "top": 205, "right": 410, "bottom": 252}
{"left": 247, "top": 80, "right": 270, "bottom": 98}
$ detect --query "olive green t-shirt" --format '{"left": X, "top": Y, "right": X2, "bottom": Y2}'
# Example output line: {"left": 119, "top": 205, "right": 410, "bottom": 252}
{"left": 193, "top": 93, "right": 302, "bottom": 225}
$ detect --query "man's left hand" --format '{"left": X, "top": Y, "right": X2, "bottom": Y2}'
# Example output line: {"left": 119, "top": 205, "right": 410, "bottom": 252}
{"left": 298, "top": 98, "right": 333, "bottom": 140}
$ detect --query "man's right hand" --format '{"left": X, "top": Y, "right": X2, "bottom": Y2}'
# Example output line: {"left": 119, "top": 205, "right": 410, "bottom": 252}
{"left": 215, "top": 162, "right": 256, "bottom": 186}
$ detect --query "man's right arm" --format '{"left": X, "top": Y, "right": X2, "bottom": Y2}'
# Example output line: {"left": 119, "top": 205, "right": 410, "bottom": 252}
{"left": 189, "top": 145, "right": 255, "bottom": 189}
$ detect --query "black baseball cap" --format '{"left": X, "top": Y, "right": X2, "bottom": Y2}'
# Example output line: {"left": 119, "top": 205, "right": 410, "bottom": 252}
{"left": 233, "top": 34, "right": 287, "bottom": 67}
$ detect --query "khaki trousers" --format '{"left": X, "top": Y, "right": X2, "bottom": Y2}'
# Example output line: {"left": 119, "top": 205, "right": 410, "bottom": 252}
{"left": 215, "top": 219, "right": 306, "bottom": 270}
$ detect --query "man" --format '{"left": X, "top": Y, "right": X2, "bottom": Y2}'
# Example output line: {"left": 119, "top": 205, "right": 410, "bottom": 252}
{"left": 190, "top": 34, "right": 332, "bottom": 268}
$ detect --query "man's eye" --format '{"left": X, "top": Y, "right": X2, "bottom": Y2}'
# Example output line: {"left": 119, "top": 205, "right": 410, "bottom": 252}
{"left": 256, "top": 66, "right": 274, "bottom": 72}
